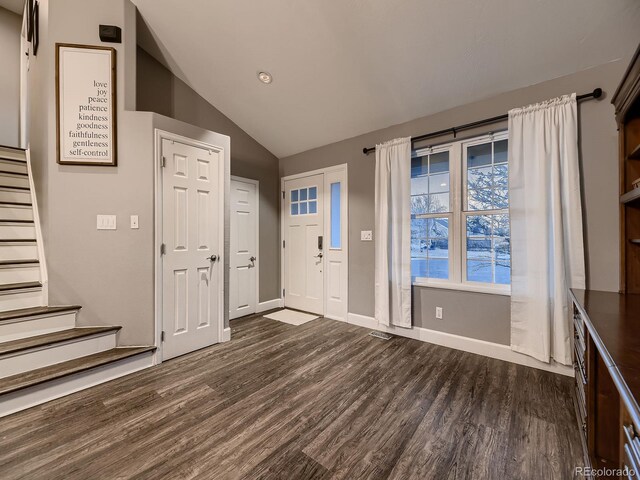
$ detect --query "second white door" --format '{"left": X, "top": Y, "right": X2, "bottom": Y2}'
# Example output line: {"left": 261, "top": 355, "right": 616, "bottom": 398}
{"left": 284, "top": 174, "right": 324, "bottom": 314}
{"left": 230, "top": 178, "right": 258, "bottom": 319}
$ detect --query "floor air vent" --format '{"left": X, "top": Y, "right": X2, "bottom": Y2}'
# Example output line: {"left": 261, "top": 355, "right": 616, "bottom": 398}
{"left": 369, "top": 331, "right": 392, "bottom": 340}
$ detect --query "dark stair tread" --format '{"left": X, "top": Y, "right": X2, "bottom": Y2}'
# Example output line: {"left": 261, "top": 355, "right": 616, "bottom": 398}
{"left": 0, "top": 304, "right": 79, "bottom": 322}
{"left": 0, "top": 201, "right": 32, "bottom": 207}
{"left": 0, "top": 157, "right": 27, "bottom": 165}
{"left": 0, "top": 170, "right": 28, "bottom": 177}
{"left": 0, "top": 185, "right": 29, "bottom": 191}
{"left": 0, "top": 326, "right": 121, "bottom": 356}
{"left": 0, "top": 239, "right": 37, "bottom": 243}
{"left": 0, "top": 145, "right": 26, "bottom": 152}
{"left": 0, "top": 259, "right": 39, "bottom": 267}
{"left": 0, "top": 281, "right": 42, "bottom": 292}
{"left": 0, "top": 346, "right": 156, "bottom": 395}
{"left": 0, "top": 219, "right": 34, "bottom": 224}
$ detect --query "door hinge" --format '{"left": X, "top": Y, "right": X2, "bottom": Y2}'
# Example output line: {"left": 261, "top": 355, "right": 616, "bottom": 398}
{"left": 282, "top": 191, "right": 285, "bottom": 199}
{"left": 161, "top": 331, "right": 165, "bottom": 342}
{"left": 283, "top": 289, "right": 285, "bottom": 297}
{"left": 282, "top": 240, "right": 285, "bottom": 248}
{"left": 160, "top": 243, "right": 166, "bottom": 255}
{"left": 161, "top": 156, "right": 166, "bottom": 168}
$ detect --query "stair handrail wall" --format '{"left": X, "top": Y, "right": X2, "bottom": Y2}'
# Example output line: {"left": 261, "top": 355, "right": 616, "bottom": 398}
{"left": 25, "top": 146, "right": 48, "bottom": 305}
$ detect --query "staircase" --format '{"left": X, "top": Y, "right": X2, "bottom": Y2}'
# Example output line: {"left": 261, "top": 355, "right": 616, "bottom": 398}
{"left": 0, "top": 145, "right": 155, "bottom": 417}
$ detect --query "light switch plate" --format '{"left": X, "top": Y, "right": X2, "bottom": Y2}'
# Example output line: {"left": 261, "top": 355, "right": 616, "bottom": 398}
{"left": 97, "top": 215, "right": 116, "bottom": 230}
{"left": 130, "top": 215, "right": 139, "bottom": 229}
{"left": 361, "top": 230, "right": 373, "bottom": 241}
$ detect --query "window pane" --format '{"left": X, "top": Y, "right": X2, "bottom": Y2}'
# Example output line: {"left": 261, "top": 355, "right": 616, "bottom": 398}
{"left": 299, "top": 188, "right": 308, "bottom": 201}
{"left": 467, "top": 238, "right": 491, "bottom": 260}
{"left": 494, "top": 139, "right": 508, "bottom": 164}
{"left": 429, "top": 152, "right": 449, "bottom": 173}
{"left": 330, "top": 182, "right": 341, "bottom": 248}
{"left": 411, "top": 176, "right": 429, "bottom": 196}
{"left": 291, "top": 190, "right": 298, "bottom": 202}
{"left": 300, "top": 202, "right": 307, "bottom": 215}
{"left": 493, "top": 164, "right": 508, "bottom": 188}
{"left": 308, "top": 200, "right": 317, "bottom": 214}
{"left": 467, "top": 261, "right": 492, "bottom": 283}
{"left": 429, "top": 173, "right": 449, "bottom": 194}
{"left": 467, "top": 143, "right": 492, "bottom": 168}
{"left": 468, "top": 166, "right": 492, "bottom": 189}
{"left": 411, "top": 156, "right": 428, "bottom": 177}
{"left": 493, "top": 189, "right": 509, "bottom": 209}
{"left": 411, "top": 195, "right": 428, "bottom": 215}
{"left": 466, "top": 213, "right": 511, "bottom": 284}
{"left": 468, "top": 189, "right": 493, "bottom": 211}
{"left": 291, "top": 203, "right": 298, "bottom": 215}
{"left": 428, "top": 193, "right": 449, "bottom": 213}
{"left": 308, "top": 187, "right": 317, "bottom": 200}
{"left": 411, "top": 217, "right": 449, "bottom": 280}
{"left": 467, "top": 215, "right": 491, "bottom": 237}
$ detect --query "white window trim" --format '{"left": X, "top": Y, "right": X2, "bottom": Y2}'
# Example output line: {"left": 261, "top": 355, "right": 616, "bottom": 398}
{"left": 411, "top": 131, "right": 510, "bottom": 296}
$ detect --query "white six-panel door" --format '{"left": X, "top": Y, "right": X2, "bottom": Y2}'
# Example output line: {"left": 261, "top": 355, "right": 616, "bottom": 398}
{"left": 284, "top": 174, "right": 324, "bottom": 314}
{"left": 230, "top": 178, "right": 257, "bottom": 320}
{"left": 161, "top": 139, "right": 221, "bottom": 360}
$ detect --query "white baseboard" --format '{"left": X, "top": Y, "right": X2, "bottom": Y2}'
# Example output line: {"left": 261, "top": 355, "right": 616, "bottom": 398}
{"left": 346, "top": 312, "right": 573, "bottom": 377}
{"left": 222, "top": 327, "right": 231, "bottom": 342}
{"left": 256, "top": 298, "right": 283, "bottom": 313}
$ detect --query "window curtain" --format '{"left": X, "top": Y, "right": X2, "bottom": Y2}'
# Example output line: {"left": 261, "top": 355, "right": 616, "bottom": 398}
{"left": 508, "top": 94, "right": 585, "bottom": 365}
{"left": 375, "top": 137, "right": 412, "bottom": 328}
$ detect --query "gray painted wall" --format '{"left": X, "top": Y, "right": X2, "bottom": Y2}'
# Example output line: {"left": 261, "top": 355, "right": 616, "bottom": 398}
{"left": 280, "top": 60, "right": 625, "bottom": 345}
{"left": 136, "top": 47, "right": 281, "bottom": 303}
{"left": 0, "top": 7, "right": 21, "bottom": 146}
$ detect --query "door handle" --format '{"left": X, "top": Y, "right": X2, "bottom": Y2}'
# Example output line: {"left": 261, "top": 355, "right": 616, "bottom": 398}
{"left": 248, "top": 256, "right": 257, "bottom": 268}
{"left": 207, "top": 254, "right": 218, "bottom": 263}
{"left": 314, "top": 252, "right": 323, "bottom": 259}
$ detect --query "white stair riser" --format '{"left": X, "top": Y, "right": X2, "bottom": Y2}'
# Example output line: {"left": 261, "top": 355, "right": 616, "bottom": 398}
{"left": 0, "top": 148, "right": 26, "bottom": 161}
{"left": 0, "top": 311, "right": 77, "bottom": 342}
{"left": 0, "top": 205, "right": 33, "bottom": 221}
{"left": 0, "top": 265, "right": 40, "bottom": 284}
{"left": 0, "top": 351, "right": 154, "bottom": 418}
{"left": 0, "top": 161, "right": 28, "bottom": 174}
{"left": 0, "top": 289, "right": 44, "bottom": 310}
{"left": 0, "top": 190, "right": 31, "bottom": 204}
{"left": 0, "top": 332, "right": 117, "bottom": 379}
{"left": 0, "top": 244, "right": 38, "bottom": 261}
{"left": 0, "top": 225, "right": 35, "bottom": 238}
{"left": 0, "top": 175, "right": 29, "bottom": 189}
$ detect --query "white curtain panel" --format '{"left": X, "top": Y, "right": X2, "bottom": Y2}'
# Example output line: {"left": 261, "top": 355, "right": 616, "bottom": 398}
{"left": 374, "top": 137, "right": 412, "bottom": 328}
{"left": 508, "top": 93, "right": 586, "bottom": 365}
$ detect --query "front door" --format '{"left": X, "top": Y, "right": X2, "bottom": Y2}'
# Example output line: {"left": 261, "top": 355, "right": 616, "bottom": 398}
{"left": 284, "top": 174, "right": 324, "bottom": 314}
{"left": 161, "top": 138, "right": 221, "bottom": 360}
{"left": 230, "top": 178, "right": 257, "bottom": 319}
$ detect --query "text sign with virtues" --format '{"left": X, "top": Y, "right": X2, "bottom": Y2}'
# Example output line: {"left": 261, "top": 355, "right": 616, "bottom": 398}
{"left": 56, "top": 44, "right": 117, "bottom": 165}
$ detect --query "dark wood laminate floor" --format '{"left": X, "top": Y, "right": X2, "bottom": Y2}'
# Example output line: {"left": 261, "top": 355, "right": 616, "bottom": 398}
{"left": 0, "top": 314, "right": 584, "bottom": 479}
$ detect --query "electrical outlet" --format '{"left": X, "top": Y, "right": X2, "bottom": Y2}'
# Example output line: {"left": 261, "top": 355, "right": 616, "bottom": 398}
{"left": 97, "top": 215, "right": 116, "bottom": 230}
{"left": 130, "top": 215, "right": 139, "bottom": 229}
{"left": 361, "top": 230, "right": 373, "bottom": 241}
{"left": 435, "top": 307, "right": 443, "bottom": 319}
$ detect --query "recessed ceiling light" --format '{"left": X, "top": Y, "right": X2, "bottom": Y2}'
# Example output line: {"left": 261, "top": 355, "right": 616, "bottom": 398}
{"left": 257, "top": 71, "right": 272, "bottom": 84}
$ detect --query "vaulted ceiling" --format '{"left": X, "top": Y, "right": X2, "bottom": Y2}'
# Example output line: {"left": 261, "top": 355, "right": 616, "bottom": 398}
{"left": 133, "top": 0, "right": 640, "bottom": 158}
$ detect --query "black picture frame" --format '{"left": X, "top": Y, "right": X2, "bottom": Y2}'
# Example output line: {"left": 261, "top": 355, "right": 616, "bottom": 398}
{"left": 26, "top": 0, "right": 33, "bottom": 42}
{"left": 32, "top": 2, "right": 39, "bottom": 56}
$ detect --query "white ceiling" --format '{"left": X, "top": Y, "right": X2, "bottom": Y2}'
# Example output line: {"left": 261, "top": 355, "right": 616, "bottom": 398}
{"left": 0, "top": 0, "right": 23, "bottom": 15}
{"left": 133, "top": 0, "right": 640, "bottom": 158}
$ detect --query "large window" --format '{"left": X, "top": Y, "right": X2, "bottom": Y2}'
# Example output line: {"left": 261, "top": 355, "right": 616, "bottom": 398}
{"left": 410, "top": 132, "right": 510, "bottom": 293}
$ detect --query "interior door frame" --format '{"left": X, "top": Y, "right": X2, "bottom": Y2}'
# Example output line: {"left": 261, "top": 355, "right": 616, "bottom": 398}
{"left": 154, "top": 129, "right": 226, "bottom": 363}
{"left": 230, "top": 175, "right": 260, "bottom": 318}
{"left": 280, "top": 164, "right": 348, "bottom": 320}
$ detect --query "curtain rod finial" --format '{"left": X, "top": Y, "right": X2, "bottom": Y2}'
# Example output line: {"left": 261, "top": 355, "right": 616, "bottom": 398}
{"left": 593, "top": 87, "right": 603, "bottom": 99}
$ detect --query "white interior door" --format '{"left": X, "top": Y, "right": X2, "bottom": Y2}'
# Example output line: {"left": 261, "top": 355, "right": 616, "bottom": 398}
{"left": 230, "top": 178, "right": 257, "bottom": 320}
{"left": 284, "top": 174, "right": 324, "bottom": 314}
{"left": 162, "top": 138, "right": 221, "bottom": 360}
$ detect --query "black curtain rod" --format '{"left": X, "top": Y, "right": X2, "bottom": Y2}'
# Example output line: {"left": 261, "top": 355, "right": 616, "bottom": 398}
{"left": 362, "top": 87, "right": 603, "bottom": 155}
